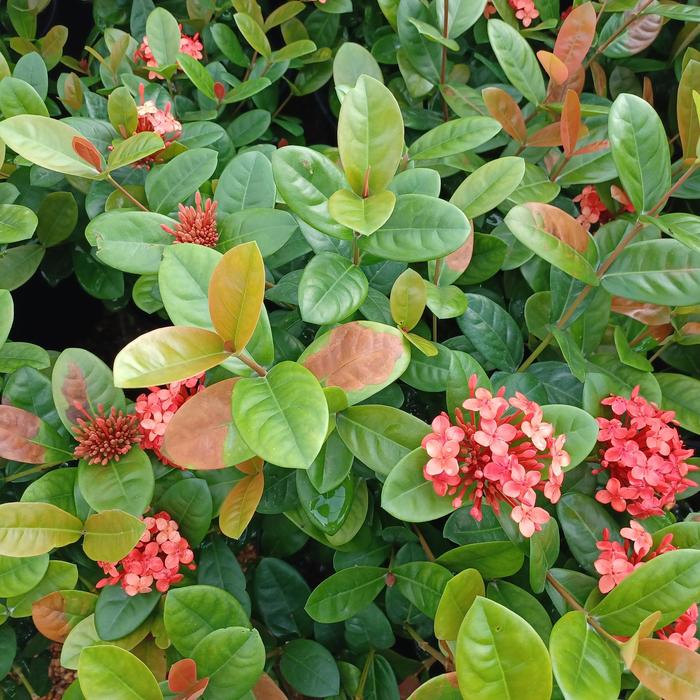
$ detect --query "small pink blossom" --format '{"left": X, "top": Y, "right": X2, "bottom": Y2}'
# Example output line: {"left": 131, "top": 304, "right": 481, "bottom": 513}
{"left": 511, "top": 501, "right": 549, "bottom": 537}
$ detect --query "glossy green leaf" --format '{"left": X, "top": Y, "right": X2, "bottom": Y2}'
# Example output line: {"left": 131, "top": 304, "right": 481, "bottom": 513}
{"left": 0, "top": 204, "right": 37, "bottom": 243}
{"left": 656, "top": 373, "right": 700, "bottom": 434}
{"left": 8, "top": 560, "right": 78, "bottom": 619}
{"left": 280, "top": 639, "right": 340, "bottom": 697}
{"left": 435, "top": 569, "right": 484, "bottom": 641}
{"left": 409, "top": 117, "right": 500, "bottom": 161}
{"left": 82, "top": 510, "right": 146, "bottom": 562}
{"left": 425, "top": 283, "right": 468, "bottom": 320}
{"left": 390, "top": 268, "right": 426, "bottom": 332}
{"left": 215, "top": 151, "right": 276, "bottom": 217}
{"left": 406, "top": 673, "right": 462, "bottom": 700}
{"left": 177, "top": 52, "right": 215, "bottom": 99}
{"left": 218, "top": 208, "right": 297, "bottom": 258}
{"left": 437, "top": 541, "right": 526, "bottom": 579}
{"left": 113, "top": 326, "right": 230, "bottom": 388}
{"left": 299, "top": 252, "right": 369, "bottom": 325}
{"left": 0, "top": 76, "right": 49, "bottom": 117}
{"left": 550, "top": 611, "right": 621, "bottom": 700}
{"left": 234, "top": 12, "right": 271, "bottom": 57}
{"left": 487, "top": 581, "right": 552, "bottom": 644}
{"left": 541, "top": 404, "right": 598, "bottom": 469}
{"left": 529, "top": 518, "right": 559, "bottom": 594}
{"left": 608, "top": 94, "right": 670, "bottom": 213}
{"left": 232, "top": 361, "right": 328, "bottom": 469}
{"left": 0, "top": 503, "right": 82, "bottom": 556}
{"left": 393, "top": 561, "right": 452, "bottom": 618}
{"left": 328, "top": 189, "right": 396, "bottom": 236}
{"left": 437, "top": 0, "right": 487, "bottom": 38}
{"left": 95, "top": 587, "right": 160, "bottom": 642}
{"left": 145, "top": 6, "right": 180, "bottom": 66}
{"left": 36, "top": 192, "right": 78, "bottom": 247}
{"left": 337, "top": 75, "right": 403, "bottom": 195}
{"left": 0, "top": 553, "right": 49, "bottom": 598}
{"left": 106, "top": 132, "right": 164, "bottom": 171}
{"left": 305, "top": 566, "right": 387, "bottom": 623}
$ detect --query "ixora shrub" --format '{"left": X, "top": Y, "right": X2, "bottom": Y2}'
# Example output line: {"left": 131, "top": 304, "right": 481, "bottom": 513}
{"left": 2, "top": 0, "right": 700, "bottom": 698}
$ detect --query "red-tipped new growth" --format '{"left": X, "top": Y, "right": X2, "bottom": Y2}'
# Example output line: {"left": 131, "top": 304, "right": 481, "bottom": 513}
{"left": 72, "top": 403, "right": 141, "bottom": 466}
{"left": 97, "top": 511, "right": 195, "bottom": 596}
{"left": 161, "top": 192, "right": 219, "bottom": 247}
{"left": 595, "top": 386, "right": 696, "bottom": 518}
{"left": 594, "top": 521, "right": 698, "bottom": 651}
{"left": 421, "top": 375, "right": 570, "bottom": 537}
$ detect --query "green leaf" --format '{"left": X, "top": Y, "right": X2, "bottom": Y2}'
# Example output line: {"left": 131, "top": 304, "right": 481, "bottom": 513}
{"left": 0, "top": 553, "right": 49, "bottom": 598}
{"left": 299, "top": 252, "right": 369, "bottom": 325}
{"left": 78, "top": 646, "right": 162, "bottom": 700}
{"left": 146, "top": 7, "right": 180, "bottom": 66}
{"left": 425, "top": 283, "right": 468, "bottom": 320}
{"left": 305, "top": 566, "right": 387, "bottom": 623}
{"left": 107, "top": 86, "right": 137, "bottom": 137}
{"left": 36, "top": 192, "right": 77, "bottom": 247}
{"left": 487, "top": 19, "right": 545, "bottom": 105}
{"left": 457, "top": 294, "right": 523, "bottom": 372}
{"left": 113, "top": 326, "right": 230, "bottom": 388}
{"left": 592, "top": 550, "right": 700, "bottom": 635}
{"left": 280, "top": 639, "right": 340, "bottom": 697}
{"left": 77, "top": 447, "right": 154, "bottom": 516}
{"left": 0, "top": 503, "right": 82, "bottom": 556}
{"left": 408, "top": 116, "right": 501, "bottom": 161}
{"left": 437, "top": 0, "right": 487, "bottom": 38}
{"left": 164, "top": 585, "right": 250, "bottom": 657}
{"left": 221, "top": 77, "right": 271, "bottom": 104}
{"left": 145, "top": 148, "right": 217, "bottom": 214}
{"left": 436, "top": 541, "right": 525, "bottom": 579}
{"left": 272, "top": 146, "right": 351, "bottom": 239}
{"left": 337, "top": 75, "right": 404, "bottom": 196}
{"left": 95, "top": 587, "right": 160, "bottom": 642}
{"left": 0, "top": 204, "right": 37, "bottom": 243}
{"left": 487, "top": 581, "right": 552, "bottom": 644}
{"left": 557, "top": 493, "right": 620, "bottom": 574}
{"left": 210, "top": 23, "right": 248, "bottom": 67}
{"left": 336, "top": 405, "right": 430, "bottom": 477}
{"left": 456, "top": 597, "right": 552, "bottom": 700}
{"left": 86, "top": 211, "right": 174, "bottom": 275}
{"left": 393, "top": 561, "right": 452, "bottom": 618}
{"left": 8, "top": 560, "right": 78, "bottom": 619}
{"left": 614, "top": 325, "right": 653, "bottom": 372}
{"left": 601, "top": 239, "right": 700, "bottom": 306}
{"left": 406, "top": 17, "right": 459, "bottom": 51}
{"left": 218, "top": 208, "right": 297, "bottom": 258}
{"left": 0, "top": 115, "right": 103, "bottom": 178}
{"left": 550, "top": 611, "right": 621, "bottom": 700}
{"left": 381, "top": 447, "right": 455, "bottom": 522}
{"left": 659, "top": 213, "right": 700, "bottom": 253}
{"left": 158, "top": 478, "right": 213, "bottom": 547}
{"left": 328, "top": 189, "right": 396, "bottom": 236}
{"left": 0, "top": 243, "right": 45, "bottom": 291}
{"left": 450, "top": 157, "right": 525, "bottom": 219}
{"left": 435, "top": 569, "right": 484, "bottom": 641}
{"left": 656, "top": 373, "right": 700, "bottom": 434}
{"left": 271, "top": 39, "right": 317, "bottom": 63}
{"left": 0, "top": 77, "right": 49, "bottom": 117}
{"left": 299, "top": 321, "right": 410, "bottom": 405}
{"left": 390, "top": 268, "right": 426, "bottom": 332}
{"left": 333, "top": 41, "right": 384, "bottom": 90}
{"left": 608, "top": 94, "right": 670, "bottom": 213}
{"left": 0, "top": 290, "right": 12, "bottom": 347}
{"left": 82, "top": 510, "right": 146, "bottom": 562}
{"left": 541, "top": 404, "right": 598, "bottom": 469}
{"left": 529, "top": 518, "right": 559, "bottom": 594}
{"left": 504, "top": 203, "right": 599, "bottom": 286}
{"left": 406, "top": 674, "right": 462, "bottom": 700}
{"left": 215, "top": 151, "right": 276, "bottom": 217}
{"left": 359, "top": 194, "right": 470, "bottom": 263}
{"left": 233, "top": 11, "right": 269, "bottom": 54}
{"left": 177, "top": 52, "right": 215, "bottom": 99}
{"left": 107, "top": 132, "right": 164, "bottom": 171}
{"left": 232, "top": 361, "right": 328, "bottom": 469}
{"left": 308, "top": 431, "right": 354, "bottom": 493}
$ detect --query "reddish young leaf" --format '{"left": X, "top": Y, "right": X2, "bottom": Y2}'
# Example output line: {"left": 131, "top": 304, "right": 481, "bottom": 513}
{"left": 168, "top": 658, "right": 209, "bottom": 700}
{"left": 444, "top": 236, "right": 474, "bottom": 275}
{"left": 546, "top": 66, "right": 585, "bottom": 102}
{"left": 482, "top": 87, "right": 527, "bottom": 143}
{"left": 590, "top": 61, "right": 607, "bottom": 98}
{"left": 610, "top": 297, "right": 671, "bottom": 326}
{"left": 554, "top": 2, "right": 597, "bottom": 72}
{"left": 252, "top": 673, "right": 288, "bottom": 699}
{"left": 522, "top": 202, "right": 590, "bottom": 253}
{"left": 71, "top": 136, "right": 103, "bottom": 172}
{"left": 560, "top": 90, "right": 581, "bottom": 158}
{"left": 536, "top": 50, "right": 569, "bottom": 85}
{"left": 213, "top": 82, "right": 226, "bottom": 101}
{"left": 31, "top": 590, "right": 96, "bottom": 643}
{"left": 572, "top": 139, "right": 608, "bottom": 157}
{"left": 527, "top": 123, "right": 563, "bottom": 148}
{"left": 643, "top": 76, "right": 654, "bottom": 106}
{"left": 219, "top": 471, "right": 265, "bottom": 539}
{"left": 630, "top": 638, "right": 700, "bottom": 700}
{"left": 236, "top": 456, "right": 263, "bottom": 475}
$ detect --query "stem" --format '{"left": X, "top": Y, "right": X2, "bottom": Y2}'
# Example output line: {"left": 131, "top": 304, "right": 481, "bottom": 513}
{"left": 236, "top": 352, "right": 267, "bottom": 377}
{"left": 106, "top": 175, "right": 149, "bottom": 212}
{"left": 4, "top": 462, "right": 56, "bottom": 482}
{"left": 545, "top": 573, "right": 620, "bottom": 646}
{"left": 412, "top": 524, "right": 435, "bottom": 562}
{"left": 354, "top": 650, "right": 374, "bottom": 700}
{"left": 432, "top": 257, "right": 443, "bottom": 342}
{"left": 440, "top": 0, "right": 449, "bottom": 122}
{"left": 12, "top": 665, "right": 39, "bottom": 700}
{"left": 550, "top": 154, "right": 571, "bottom": 182}
{"left": 404, "top": 625, "right": 451, "bottom": 668}
{"left": 649, "top": 339, "right": 673, "bottom": 364}
{"left": 352, "top": 232, "right": 361, "bottom": 266}
{"left": 518, "top": 164, "right": 698, "bottom": 372}
{"left": 272, "top": 92, "right": 293, "bottom": 119}
{"left": 584, "top": 0, "right": 654, "bottom": 70}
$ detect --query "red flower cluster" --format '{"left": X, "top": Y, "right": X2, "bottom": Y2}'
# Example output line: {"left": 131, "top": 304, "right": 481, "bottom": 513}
{"left": 573, "top": 185, "right": 635, "bottom": 230}
{"left": 73, "top": 403, "right": 141, "bottom": 466}
{"left": 595, "top": 386, "right": 696, "bottom": 518}
{"left": 594, "top": 521, "right": 698, "bottom": 651}
{"left": 97, "top": 511, "right": 195, "bottom": 596}
{"left": 421, "top": 376, "right": 569, "bottom": 537}
{"left": 135, "top": 374, "right": 205, "bottom": 465}
{"left": 134, "top": 25, "right": 203, "bottom": 80}
{"left": 484, "top": 0, "right": 539, "bottom": 27}
{"left": 162, "top": 191, "right": 219, "bottom": 247}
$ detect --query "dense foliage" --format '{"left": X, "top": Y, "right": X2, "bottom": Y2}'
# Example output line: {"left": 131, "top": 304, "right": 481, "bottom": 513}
{"left": 1, "top": 0, "right": 700, "bottom": 698}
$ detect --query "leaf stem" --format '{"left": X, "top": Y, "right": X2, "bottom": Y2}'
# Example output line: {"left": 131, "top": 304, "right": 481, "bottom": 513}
{"left": 412, "top": 524, "right": 436, "bottom": 561}
{"left": 352, "top": 232, "right": 361, "bottom": 266}
{"left": 106, "top": 174, "right": 149, "bottom": 212}
{"left": 440, "top": 0, "right": 449, "bottom": 122}
{"left": 236, "top": 352, "right": 267, "bottom": 377}
{"left": 3, "top": 462, "right": 57, "bottom": 483}
{"left": 12, "top": 665, "right": 39, "bottom": 700}
{"left": 354, "top": 650, "right": 374, "bottom": 700}
{"left": 404, "top": 624, "right": 451, "bottom": 668}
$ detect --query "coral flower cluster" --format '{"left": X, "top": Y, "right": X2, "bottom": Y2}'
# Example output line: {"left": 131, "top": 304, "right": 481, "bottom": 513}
{"left": 73, "top": 403, "right": 141, "bottom": 465}
{"left": 135, "top": 374, "right": 205, "bottom": 464}
{"left": 573, "top": 185, "right": 635, "bottom": 229}
{"left": 162, "top": 191, "right": 219, "bottom": 247}
{"left": 97, "top": 511, "right": 195, "bottom": 596}
{"left": 134, "top": 25, "right": 203, "bottom": 79}
{"left": 421, "top": 375, "right": 569, "bottom": 537}
{"left": 484, "top": 0, "right": 539, "bottom": 27}
{"left": 594, "top": 522, "right": 698, "bottom": 651}
{"left": 594, "top": 386, "right": 696, "bottom": 518}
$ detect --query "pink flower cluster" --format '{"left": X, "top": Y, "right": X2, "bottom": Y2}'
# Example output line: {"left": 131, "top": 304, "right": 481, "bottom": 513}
{"left": 484, "top": 0, "right": 539, "bottom": 27}
{"left": 97, "top": 511, "right": 195, "bottom": 596}
{"left": 421, "top": 375, "right": 569, "bottom": 537}
{"left": 135, "top": 373, "right": 205, "bottom": 465}
{"left": 595, "top": 386, "right": 696, "bottom": 518}
{"left": 573, "top": 185, "right": 635, "bottom": 230}
{"left": 594, "top": 521, "right": 698, "bottom": 651}
{"left": 162, "top": 191, "right": 219, "bottom": 247}
{"left": 134, "top": 26, "right": 203, "bottom": 80}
